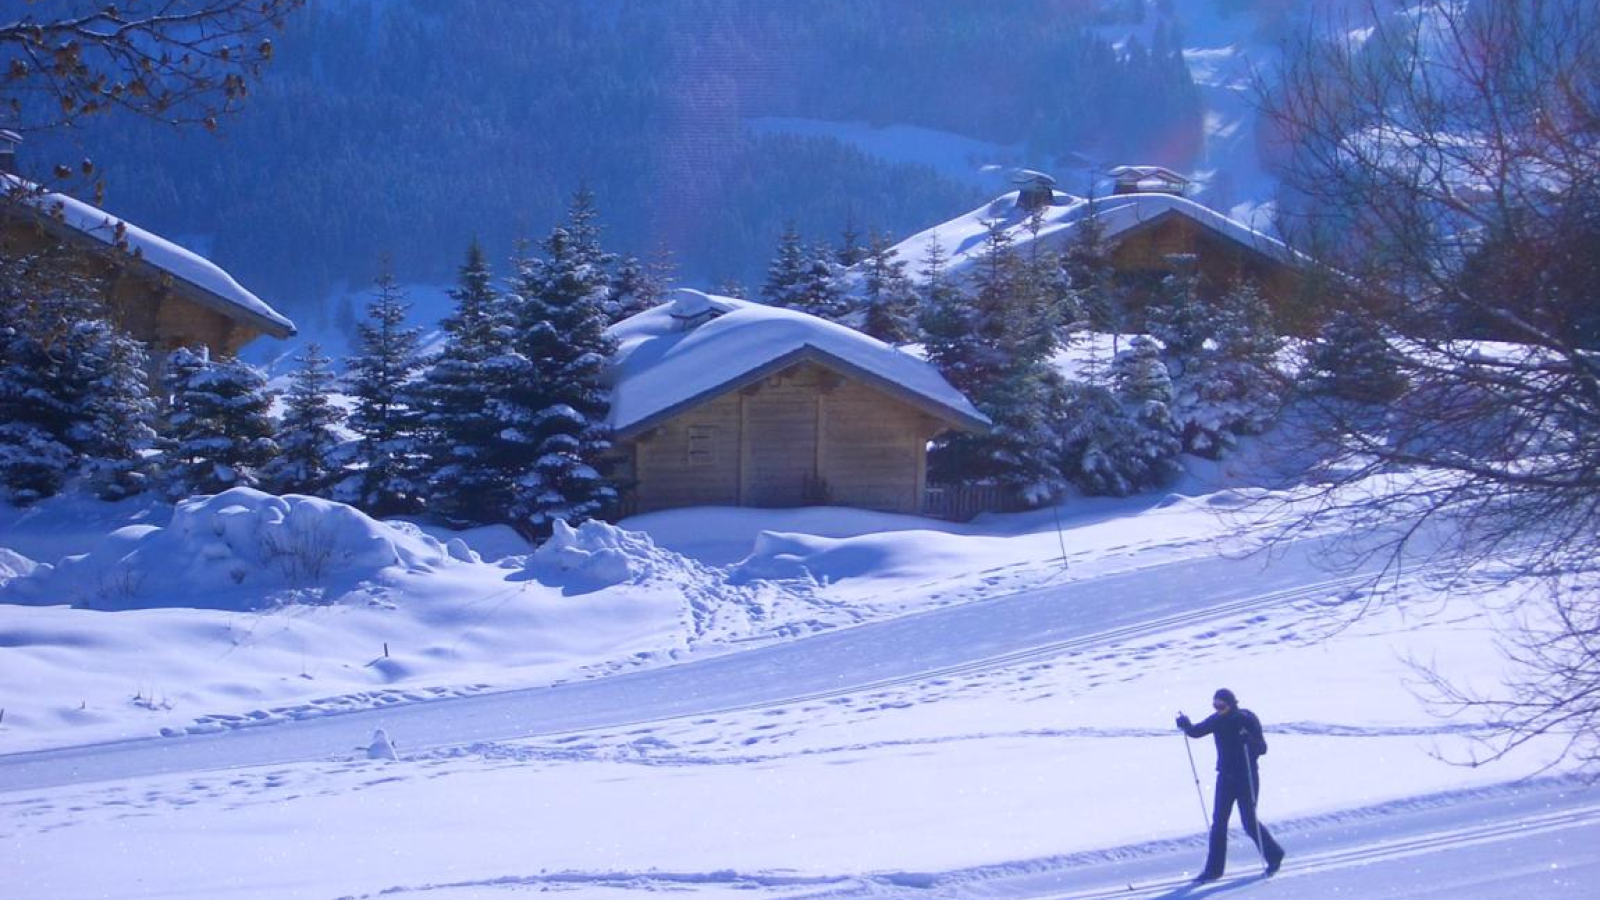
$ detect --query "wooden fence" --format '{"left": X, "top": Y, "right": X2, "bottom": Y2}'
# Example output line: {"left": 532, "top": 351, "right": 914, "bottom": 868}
{"left": 922, "top": 482, "right": 1029, "bottom": 521}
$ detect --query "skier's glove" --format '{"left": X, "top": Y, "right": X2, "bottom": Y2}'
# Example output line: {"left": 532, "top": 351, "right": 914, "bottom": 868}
{"left": 1176, "top": 714, "right": 1192, "bottom": 730}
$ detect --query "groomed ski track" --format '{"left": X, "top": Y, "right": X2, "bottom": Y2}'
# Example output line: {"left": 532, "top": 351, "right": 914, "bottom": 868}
{"left": 1, "top": 537, "right": 1411, "bottom": 792}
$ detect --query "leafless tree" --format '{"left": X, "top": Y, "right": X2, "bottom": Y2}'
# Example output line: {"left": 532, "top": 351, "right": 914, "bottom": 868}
{"left": 3, "top": 0, "right": 303, "bottom": 139}
{"left": 1258, "top": 0, "right": 1600, "bottom": 768}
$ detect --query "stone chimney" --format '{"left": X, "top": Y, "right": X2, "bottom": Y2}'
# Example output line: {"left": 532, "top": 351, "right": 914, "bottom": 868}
{"left": 0, "top": 130, "right": 19, "bottom": 176}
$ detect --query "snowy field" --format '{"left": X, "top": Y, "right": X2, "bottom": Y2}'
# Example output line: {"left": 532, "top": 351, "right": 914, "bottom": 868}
{"left": 3, "top": 469, "right": 1598, "bottom": 900}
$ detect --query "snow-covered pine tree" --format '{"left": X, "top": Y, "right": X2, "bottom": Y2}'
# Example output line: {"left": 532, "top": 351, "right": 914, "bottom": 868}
{"left": 859, "top": 231, "right": 917, "bottom": 343}
{"left": 415, "top": 240, "right": 519, "bottom": 525}
{"left": 340, "top": 269, "right": 425, "bottom": 516}
{"left": 1144, "top": 255, "right": 1211, "bottom": 379}
{"left": 1156, "top": 276, "right": 1285, "bottom": 459}
{"left": 1300, "top": 308, "right": 1407, "bottom": 404}
{"left": 1108, "top": 335, "right": 1182, "bottom": 487}
{"left": 606, "top": 254, "right": 666, "bottom": 324}
{"left": 261, "top": 342, "right": 346, "bottom": 497}
{"left": 760, "top": 222, "right": 808, "bottom": 309}
{"left": 70, "top": 319, "right": 159, "bottom": 501}
{"left": 159, "top": 347, "right": 279, "bottom": 500}
{"left": 926, "top": 222, "right": 1072, "bottom": 504}
{"left": 0, "top": 269, "right": 81, "bottom": 505}
{"left": 0, "top": 251, "right": 157, "bottom": 504}
{"left": 1203, "top": 278, "right": 1286, "bottom": 439}
{"left": 792, "top": 243, "right": 851, "bottom": 322}
{"left": 1060, "top": 382, "right": 1140, "bottom": 497}
{"left": 1063, "top": 189, "right": 1125, "bottom": 375}
{"left": 836, "top": 212, "right": 866, "bottom": 268}
{"left": 1060, "top": 337, "right": 1182, "bottom": 498}
{"left": 502, "top": 201, "right": 619, "bottom": 539}
{"left": 1145, "top": 256, "right": 1230, "bottom": 457}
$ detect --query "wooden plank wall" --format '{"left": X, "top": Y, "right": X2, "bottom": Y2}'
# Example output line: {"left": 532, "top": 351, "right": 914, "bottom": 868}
{"left": 625, "top": 361, "right": 943, "bottom": 516}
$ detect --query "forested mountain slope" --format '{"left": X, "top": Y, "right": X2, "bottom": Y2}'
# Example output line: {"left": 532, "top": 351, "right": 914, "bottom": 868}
{"left": 27, "top": 0, "right": 1202, "bottom": 319}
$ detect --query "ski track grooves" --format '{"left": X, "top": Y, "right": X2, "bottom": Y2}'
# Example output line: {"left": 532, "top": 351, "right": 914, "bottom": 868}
{"left": 0, "top": 538, "right": 1400, "bottom": 793}
{"left": 1051, "top": 801, "right": 1600, "bottom": 900}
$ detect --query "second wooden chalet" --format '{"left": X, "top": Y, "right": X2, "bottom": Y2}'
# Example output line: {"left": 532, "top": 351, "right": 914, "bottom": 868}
{"left": 607, "top": 290, "right": 990, "bottom": 516}
{"left": 2, "top": 141, "right": 295, "bottom": 369}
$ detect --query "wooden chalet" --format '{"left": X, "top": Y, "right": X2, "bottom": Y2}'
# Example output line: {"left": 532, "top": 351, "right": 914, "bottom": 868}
{"left": 1, "top": 146, "right": 294, "bottom": 368}
{"left": 607, "top": 290, "right": 990, "bottom": 516}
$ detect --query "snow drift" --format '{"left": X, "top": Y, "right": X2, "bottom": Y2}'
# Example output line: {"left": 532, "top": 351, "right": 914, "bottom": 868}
{"left": 2, "top": 488, "right": 467, "bottom": 611}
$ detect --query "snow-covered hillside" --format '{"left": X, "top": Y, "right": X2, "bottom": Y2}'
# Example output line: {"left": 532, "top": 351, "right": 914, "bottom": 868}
{"left": 3, "top": 464, "right": 1596, "bottom": 898}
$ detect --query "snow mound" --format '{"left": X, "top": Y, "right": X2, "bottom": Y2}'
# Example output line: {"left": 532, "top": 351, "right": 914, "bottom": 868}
{"left": 1, "top": 488, "right": 455, "bottom": 611}
{"left": 525, "top": 520, "right": 676, "bottom": 594}
{"left": 0, "top": 547, "right": 39, "bottom": 585}
{"left": 731, "top": 531, "right": 909, "bottom": 585}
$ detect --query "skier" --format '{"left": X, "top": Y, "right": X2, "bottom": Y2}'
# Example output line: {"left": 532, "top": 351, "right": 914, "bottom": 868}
{"left": 1176, "top": 688, "right": 1286, "bottom": 882}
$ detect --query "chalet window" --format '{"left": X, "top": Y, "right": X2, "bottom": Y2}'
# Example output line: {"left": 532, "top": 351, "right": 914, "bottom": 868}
{"left": 687, "top": 425, "right": 717, "bottom": 466}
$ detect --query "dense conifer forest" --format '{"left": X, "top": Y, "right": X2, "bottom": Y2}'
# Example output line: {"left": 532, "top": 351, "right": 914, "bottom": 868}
{"left": 26, "top": 0, "right": 1200, "bottom": 318}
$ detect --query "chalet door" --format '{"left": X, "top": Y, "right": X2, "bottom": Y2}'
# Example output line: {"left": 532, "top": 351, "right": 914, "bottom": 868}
{"left": 740, "top": 369, "right": 821, "bottom": 507}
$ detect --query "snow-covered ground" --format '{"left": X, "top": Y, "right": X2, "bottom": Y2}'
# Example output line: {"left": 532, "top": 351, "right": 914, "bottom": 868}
{"left": 3, "top": 464, "right": 1596, "bottom": 899}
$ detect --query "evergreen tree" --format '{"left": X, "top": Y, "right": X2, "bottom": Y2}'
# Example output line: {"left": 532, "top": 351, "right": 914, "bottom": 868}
{"left": 415, "top": 241, "right": 519, "bottom": 525}
{"left": 1108, "top": 336, "right": 1182, "bottom": 486}
{"left": 262, "top": 343, "right": 346, "bottom": 497}
{"left": 501, "top": 198, "right": 619, "bottom": 538}
{"left": 836, "top": 212, "right": 866, "bottom": 268}
{"left": 791, "top": 243, "right": 851, "bottom": 321}
{"left": 0, "top": 253, "right": 157, "bottom": 504}
{"left": 1064, "top": 189, "right": 1126, "bottom": 374}
{"left": 0, "top": 280, "right": 82, "bottom": 505}
{"left": 71, "top": 319, "right": 159, "bottom": 501}
{"left": 858, "top": 232, "right": 918, "bottom": 343}
{"left": 925, "top": 222, "right": 1072, "bottom": 503}
{"left": 607, "top": 253, "right": 668, "bottom": 324}
{"left": 1149, "top": 271, "right": 1285, "bottom": 459}
{"left": 159, "top": 347, "right": 279, "bottom": 500}
{"left": 1301, "top": 309, "right": 1407, "bottom": 404}
{"left": 1060, "top": 336, "right": 1181, "bottom": 497}
{"left": 761, "top": 222, "right": 808, "bottom": 309}
{"left": 341, "top": 269, "right": 426, "bottom": 515}
{"left": 1144, "top": 255, "right": 1211, "bottom": 378}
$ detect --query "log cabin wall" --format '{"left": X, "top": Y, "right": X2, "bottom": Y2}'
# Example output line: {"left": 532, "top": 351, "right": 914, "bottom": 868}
{"left": 625, "top": 361, "right": 945, "bottom": 516}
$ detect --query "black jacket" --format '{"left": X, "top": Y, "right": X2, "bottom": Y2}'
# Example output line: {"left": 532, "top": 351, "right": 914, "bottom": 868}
{"left": 1178, "top": 707, "right": 1268, "bottom": 779}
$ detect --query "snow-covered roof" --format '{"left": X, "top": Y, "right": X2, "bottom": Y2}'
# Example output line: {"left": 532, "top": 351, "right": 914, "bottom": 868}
{"left": 886, "top": 188, "right": 1303, "bottom": 284}
{"left": 1, "top": 174, "right": 295, "bottom": 338}
{"left": 607, "top": 289, "right": 990, "bottom": 439}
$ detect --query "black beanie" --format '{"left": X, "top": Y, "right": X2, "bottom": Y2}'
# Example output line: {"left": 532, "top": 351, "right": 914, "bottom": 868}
{"left": 1214, "top": 688, "right": 1238, "bottom": 706}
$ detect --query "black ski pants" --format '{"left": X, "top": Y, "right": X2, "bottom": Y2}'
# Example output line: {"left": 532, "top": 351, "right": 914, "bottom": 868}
{"left": 1202, "top": 769, "right": 1283, "bottom": 877}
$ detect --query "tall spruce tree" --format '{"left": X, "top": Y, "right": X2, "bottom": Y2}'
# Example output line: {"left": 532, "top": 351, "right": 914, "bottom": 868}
{"left": 859, "top": 232, "right": 918, "bottom": 343}
{"left": 501, "top": 196, "right": 619, "bottom": 538}
{"left": 761, "top": 223, "right": 808, "bottom": 309}
{"left": 415, "top": 241, "right": 519, "bottom": 525}
{"left": 341, "top": 269, "right": 425, "bottom": 515}
{"left": 159, "top": 347, "right": 279, "bottom": 500}
{"left": 262, "top": 343, "right": 346, "bottom": 497}
{"left": 792, "top": 243, "right": 851, "bottom": 322}
{"left": 925, "top": 222, "right": 1072, "bottom": 503}
{"left": 1063, "top": 190, "right": 1125, "bottom": 374}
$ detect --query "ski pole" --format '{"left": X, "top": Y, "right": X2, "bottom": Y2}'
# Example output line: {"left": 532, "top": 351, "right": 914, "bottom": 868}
{"left": 1239, "top": 731, "right": 1271, "bottom": 873}
{"left": 1178, "top": 712, "right": 1210, "bottom": 830}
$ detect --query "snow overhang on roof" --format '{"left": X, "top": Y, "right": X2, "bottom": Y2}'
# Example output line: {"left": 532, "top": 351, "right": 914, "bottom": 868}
{"left": 1, "top": 174, "right": 296, "bottom": 339}
{"left": 607, "top": 289, "right": 990, "bottom": 440}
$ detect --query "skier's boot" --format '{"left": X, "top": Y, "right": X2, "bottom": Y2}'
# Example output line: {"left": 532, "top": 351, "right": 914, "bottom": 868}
{"left": 1265, "top": 848, "right": 1285, "bottom": 876}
